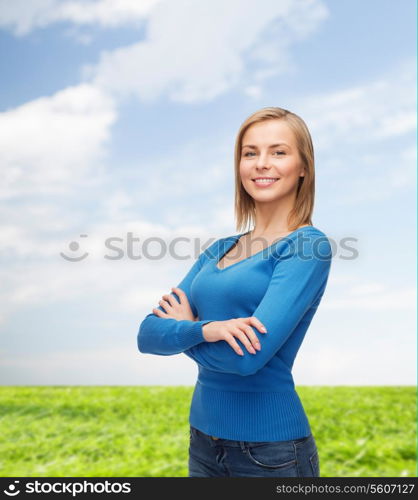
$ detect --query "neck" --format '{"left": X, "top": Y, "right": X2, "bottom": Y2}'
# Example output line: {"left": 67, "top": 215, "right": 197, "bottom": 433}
{"left": 251, "top": 192, "right": 297, "bottom": 237}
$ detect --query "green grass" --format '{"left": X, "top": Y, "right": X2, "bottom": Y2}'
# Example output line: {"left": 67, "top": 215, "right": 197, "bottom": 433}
{"left": 0, "top": 386, "right": 416, "bottom": 477}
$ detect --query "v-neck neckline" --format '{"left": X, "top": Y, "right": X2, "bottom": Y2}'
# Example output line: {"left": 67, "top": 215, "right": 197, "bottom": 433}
{"left": 214, "top": 225, "right": 315, "bottom": 272}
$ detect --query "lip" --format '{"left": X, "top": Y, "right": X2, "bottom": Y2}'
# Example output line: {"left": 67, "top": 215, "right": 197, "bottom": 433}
{"left": 252, "top": 177, "right": 279, "bottom": 180}
{"left": 252, "top": 177, "right": 280, "bottom": 188}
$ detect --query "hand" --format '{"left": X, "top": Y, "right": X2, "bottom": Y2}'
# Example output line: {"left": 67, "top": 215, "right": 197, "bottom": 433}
{"left": 202, "top": 317, "right": 267, "bottom": 356}
{"left": 152, "top": 287, "right": 196, "bottom": 321}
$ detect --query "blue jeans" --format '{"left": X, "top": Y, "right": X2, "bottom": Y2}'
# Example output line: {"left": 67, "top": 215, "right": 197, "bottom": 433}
{"left": 188, "top": 425, "right": 320, "bottom": 477}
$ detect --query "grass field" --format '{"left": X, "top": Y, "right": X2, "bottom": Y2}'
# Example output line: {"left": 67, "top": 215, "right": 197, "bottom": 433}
{"left": 0, "top": 386, "right": 416, "bottom": 477}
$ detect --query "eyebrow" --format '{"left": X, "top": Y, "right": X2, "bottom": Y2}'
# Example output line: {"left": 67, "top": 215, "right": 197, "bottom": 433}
{"left": 241, "top": 143, "right": 290, "bottom": 149}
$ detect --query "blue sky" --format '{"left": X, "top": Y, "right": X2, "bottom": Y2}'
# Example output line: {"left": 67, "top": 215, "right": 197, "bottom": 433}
{"left": 0, "top": 0, "right": 416, "bottom": 386}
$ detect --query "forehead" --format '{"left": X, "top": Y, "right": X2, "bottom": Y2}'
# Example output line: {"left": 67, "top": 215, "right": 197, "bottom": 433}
{"left": 242, "top": 120, "right": 296, "bottom": 147}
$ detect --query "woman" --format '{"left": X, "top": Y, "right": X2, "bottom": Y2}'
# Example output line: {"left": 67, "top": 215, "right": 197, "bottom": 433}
{"left": 137, "top": 107, "right": 332, "bottom": 477}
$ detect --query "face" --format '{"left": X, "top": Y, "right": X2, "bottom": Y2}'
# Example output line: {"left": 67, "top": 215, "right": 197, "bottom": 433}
{"left": 239, "top": 119, "right": 305, "bottom": 203}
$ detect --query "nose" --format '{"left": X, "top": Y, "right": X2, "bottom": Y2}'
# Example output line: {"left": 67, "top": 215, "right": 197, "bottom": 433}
{"left": 255, "top": 151, "right": 271, "bottom": 169}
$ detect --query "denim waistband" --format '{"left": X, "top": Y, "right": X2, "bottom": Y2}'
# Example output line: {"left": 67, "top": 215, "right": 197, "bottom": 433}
{"left": 190, "top": 425, "right": 312, "bottom": 449}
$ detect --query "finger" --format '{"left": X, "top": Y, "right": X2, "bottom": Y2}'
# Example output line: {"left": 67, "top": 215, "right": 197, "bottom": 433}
{"left": 234, "top": 328, "right": 256, "bottom": 355}
{"left": 152, "top": 307, "right": 168, "bottom": 318}
{"left": 248, "top": 316, "right": 267, "bottom": 333}
{"left": 162, "top": 294, "right": 178, "bottom": 307}
{"left": 224, "top": 334, "right": 244, "bottom": 356}
{"left": 171, "top": 287, "right": 187, "bottom": 303}
{"left": 243, "top": 326, "right": 261, "bottom": 351}
{"left": 158, "top": 299, "right": 171, "bottom": 311}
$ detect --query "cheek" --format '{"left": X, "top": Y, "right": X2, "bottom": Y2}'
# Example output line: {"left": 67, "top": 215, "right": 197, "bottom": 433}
{"left": 281, "top": 157, "right": 302, "bottom": 174}
{"left": 277, "top": 163, "right": 299, "bottom": 178}
{"left": 239, "top": 164, "right": 251, "bottom": 179}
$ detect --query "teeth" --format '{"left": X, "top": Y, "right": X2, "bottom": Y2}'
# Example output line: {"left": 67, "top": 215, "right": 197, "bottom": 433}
{"left": 254, "top": 178, "right": 278, "bottom": 183}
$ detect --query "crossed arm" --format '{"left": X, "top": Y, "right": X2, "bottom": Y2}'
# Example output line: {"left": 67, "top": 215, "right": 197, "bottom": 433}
{"left": 137, "top": 246, "right": 216, "bottom": 355}
{"left": 137, "top": 235, "right": 332, "bottom": 376}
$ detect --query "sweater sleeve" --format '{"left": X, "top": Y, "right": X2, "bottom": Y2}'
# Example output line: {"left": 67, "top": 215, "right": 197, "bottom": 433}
{"left": 183, "top": 234, "right": 332, "bottom": 376}
{"left": 136, "top": 239, "right": 220, "bottom": 355}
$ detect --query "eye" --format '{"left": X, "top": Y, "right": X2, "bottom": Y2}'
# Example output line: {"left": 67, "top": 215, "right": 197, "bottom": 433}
{"left": 243, "top": 151, "right": 285, "bottom": 157}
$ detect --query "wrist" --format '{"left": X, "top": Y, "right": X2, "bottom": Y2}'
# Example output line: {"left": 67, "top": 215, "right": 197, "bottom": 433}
{"left": 202, "top": 320, "right": 217, "bottom": 340}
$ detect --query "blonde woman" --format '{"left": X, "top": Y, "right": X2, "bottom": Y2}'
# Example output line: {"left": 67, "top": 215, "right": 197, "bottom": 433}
{"left": 138, "top": 107, "right": 332, "bottom": 477}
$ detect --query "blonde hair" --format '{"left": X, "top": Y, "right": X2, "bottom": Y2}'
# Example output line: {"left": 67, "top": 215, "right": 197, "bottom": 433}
{"left": 234, "top": 106, "right": 315, "bottom": 233}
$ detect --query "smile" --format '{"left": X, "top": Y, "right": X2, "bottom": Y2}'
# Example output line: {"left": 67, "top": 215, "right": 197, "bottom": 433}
{"left": 252, "top": 178, "right": 279, "bottom": 187}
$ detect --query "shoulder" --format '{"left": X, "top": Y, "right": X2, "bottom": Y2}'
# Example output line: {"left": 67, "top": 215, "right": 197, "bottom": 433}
{"left": 302, "top": 226, "right": 332, "bottom": 255}
{"left": 274, "top": 226, "right": 333, "bottom": 262}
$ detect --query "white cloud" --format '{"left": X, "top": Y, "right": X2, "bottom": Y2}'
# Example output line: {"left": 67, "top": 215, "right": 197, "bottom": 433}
{"left": 0, "top": 345, "right": 199, "bottom": 385}
{"left": 294, "top": 343, "right": 416, "bottom": 385}
{"left": 323, "top": 286, "right": 416, "bottom": 311}
{"left": 0, "top": 83, "right": 116, "bottom": 199}
{"left": 323, "top": 275, "right": 416, "bottom": 311}
{"left": 243, "top": 85, "right": 264, "bottom": 100}
{"left": 57, "top": 0, "right": 161, "bottom": 27}
{"left": 301, "top": 58, "right": 416, "bottom": 151}
{"left": 0, "top": 0, "right": 161, "bottom": 35}
{"left": 297, "top": 58, "right": 416, "bottom": 204}
{"left": 327, "top": 162, "right": 415, "bottom": 210}
{"left": 321, "top": 141, "right": 416, "bottom": 205}
{"left": 85, "top": 0, "right": 328, "bottom": 103}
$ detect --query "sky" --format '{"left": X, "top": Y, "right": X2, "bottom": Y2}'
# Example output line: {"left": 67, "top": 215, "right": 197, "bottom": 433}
{"left": 0, "top": 0, "right": 416, "bottom": 386}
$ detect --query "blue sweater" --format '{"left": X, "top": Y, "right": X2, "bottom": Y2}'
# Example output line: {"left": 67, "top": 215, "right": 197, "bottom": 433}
{"left": 137, "top": 226, "right": 332, "bottom": 442}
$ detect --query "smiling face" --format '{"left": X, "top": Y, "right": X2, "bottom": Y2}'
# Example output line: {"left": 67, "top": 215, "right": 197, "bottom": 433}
{"left": 239, "top": 119, "right": 305, "bottom": 204}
